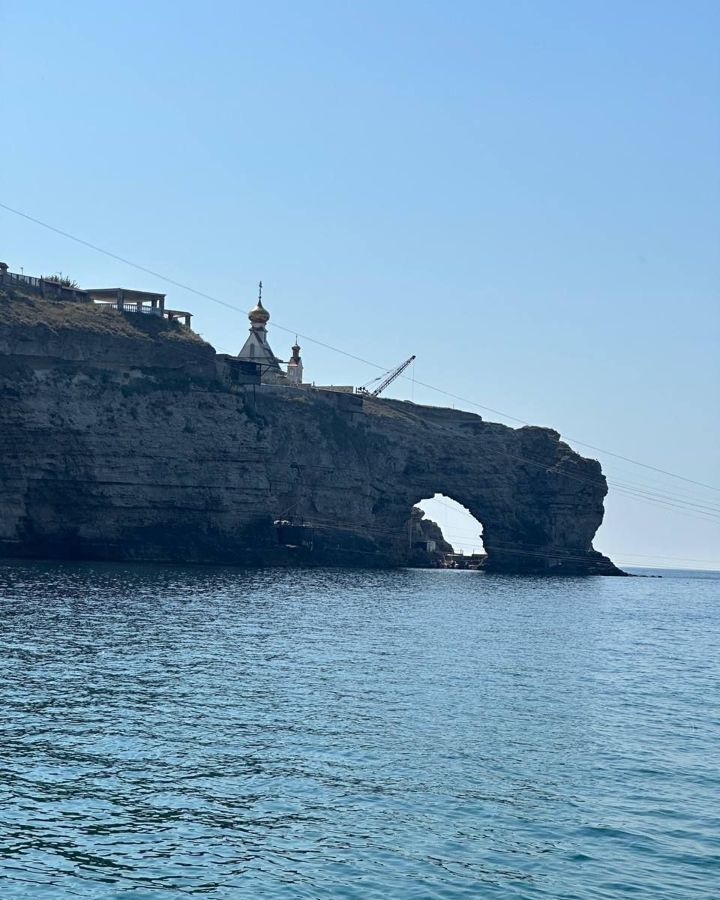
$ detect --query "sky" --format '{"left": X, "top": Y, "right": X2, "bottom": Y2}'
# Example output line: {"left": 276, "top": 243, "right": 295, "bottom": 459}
{"left": 1, "top": 0, "right": 718, "bottom": 569}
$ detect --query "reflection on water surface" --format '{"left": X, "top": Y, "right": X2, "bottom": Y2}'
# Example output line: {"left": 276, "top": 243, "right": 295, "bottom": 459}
{"left": 1, "top": 562, "right": 718, "bottom": 898}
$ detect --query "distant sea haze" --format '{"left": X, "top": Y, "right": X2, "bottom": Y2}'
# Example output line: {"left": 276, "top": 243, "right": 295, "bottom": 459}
{"left": 1, "top": 562, "right": 718, "bottom": 899}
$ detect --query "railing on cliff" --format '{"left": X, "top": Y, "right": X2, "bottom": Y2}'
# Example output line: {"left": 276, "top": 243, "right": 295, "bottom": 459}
{"left": 92, "top": 299, "right": 162, "bottom": 316}
{"left": 0, "top": 269, "right": 88, "bottom": 302}
{"left": 0, "top": 266, "right": 194, "bottom": 327}
{"left": 4, "top": 272, "right": 41, "bottom": 288}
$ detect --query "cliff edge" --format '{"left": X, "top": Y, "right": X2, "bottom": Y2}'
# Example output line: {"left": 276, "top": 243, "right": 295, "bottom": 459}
{"left": 0, "top": 287, "right": 624, "bottom": 574}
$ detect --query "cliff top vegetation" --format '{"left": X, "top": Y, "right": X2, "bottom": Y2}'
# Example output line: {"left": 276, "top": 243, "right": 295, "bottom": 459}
{"left": 0, "top": 285, "right": 211, "bottom": 349}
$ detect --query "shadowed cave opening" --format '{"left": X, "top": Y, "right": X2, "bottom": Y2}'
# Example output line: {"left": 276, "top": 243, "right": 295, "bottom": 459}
{"left": 415, "top": 494, "right": 485, "bottom": 560}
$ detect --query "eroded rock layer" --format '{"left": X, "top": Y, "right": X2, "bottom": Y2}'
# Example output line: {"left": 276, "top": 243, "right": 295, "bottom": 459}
{"left": 0, "top": 289, "right": 623, "bottom": 574}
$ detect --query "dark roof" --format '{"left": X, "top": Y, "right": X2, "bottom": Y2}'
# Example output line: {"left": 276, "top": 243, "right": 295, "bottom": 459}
{"left": 86, "top": 288, "right": 166, "bottom": 301}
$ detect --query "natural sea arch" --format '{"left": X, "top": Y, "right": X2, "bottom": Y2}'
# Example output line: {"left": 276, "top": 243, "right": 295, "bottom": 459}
{"left": 417, "top": 493, "right": 485, "bottom": 556}
{"left": 359, "top": 412, "right": 620, "bottom": 574}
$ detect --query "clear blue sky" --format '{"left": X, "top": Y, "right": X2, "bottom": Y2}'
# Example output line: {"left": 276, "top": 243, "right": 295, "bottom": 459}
{"left": 2, "top": 0, "right": 718, "bottom": 568}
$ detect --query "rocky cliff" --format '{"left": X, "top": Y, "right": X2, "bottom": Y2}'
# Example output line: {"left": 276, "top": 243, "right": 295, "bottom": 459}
{"left": 407, "top": 507, "right": 455, "bottom": 567}
{"left": 0, "top": 288, "right": 624, "bottom": 574}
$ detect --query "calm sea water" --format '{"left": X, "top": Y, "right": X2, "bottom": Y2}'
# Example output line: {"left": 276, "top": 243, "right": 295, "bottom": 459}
{"left": 1, "top": 562, "right": 718, "bottom": 899}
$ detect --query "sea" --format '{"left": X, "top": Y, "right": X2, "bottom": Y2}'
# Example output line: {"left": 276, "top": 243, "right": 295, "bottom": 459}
{"left": 1, "top": 561, "right": 718, "bottom": 899}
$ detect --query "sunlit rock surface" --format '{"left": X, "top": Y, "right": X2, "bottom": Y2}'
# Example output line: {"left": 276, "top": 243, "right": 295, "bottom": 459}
{"left": 0, "top": 288, "right": 623, "bottom": 574}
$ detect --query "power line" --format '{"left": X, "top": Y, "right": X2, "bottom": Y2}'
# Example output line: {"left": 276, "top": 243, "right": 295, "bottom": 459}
{"left": 603, "top": 474, "right": 720, "bottom": 512}
{"left": 263, "top": 452, "right": 720, "bottom": 524}
{"left": 295, "top": 486, "right": 719, "bottom": 567}
{"left": 418, "top": 445, "right": 720, "bottom": 522}
{"left": 2, "top": 199, "right": 718, "bottom": 500}
{"left": 421, "top": 498, "right": 720, "bottom": 567}
{"left": 389, "top": 372, "right": 720, "bottom": 494}
{"left": 261, "top": 393, "right": 720, "bottom": 522}
{"left": 289, "top": 514, "right": 719, "bottom": 568}
{"left": 3, "top": 210, "right": 716, "bottom": 568}
{"left": 605, "top": 552, "right": 720, "bottom": 565}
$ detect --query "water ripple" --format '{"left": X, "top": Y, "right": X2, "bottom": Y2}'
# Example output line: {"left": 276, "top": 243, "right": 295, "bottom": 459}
{"left": 0, "top": 562, "right": 718, "bottom": 898}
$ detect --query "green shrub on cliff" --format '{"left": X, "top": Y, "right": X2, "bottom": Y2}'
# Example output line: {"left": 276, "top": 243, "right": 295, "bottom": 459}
{"left": 43, "top": 273, "right": 80, "bottom": 288}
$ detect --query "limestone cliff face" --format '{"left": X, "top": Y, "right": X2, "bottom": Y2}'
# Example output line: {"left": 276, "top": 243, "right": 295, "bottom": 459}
{"left": 0, "top": 289, "right": 623, "bottom": 574}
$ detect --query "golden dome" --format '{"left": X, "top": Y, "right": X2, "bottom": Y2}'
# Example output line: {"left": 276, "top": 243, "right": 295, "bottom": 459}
{"left": 248, "top": 299, "right": 269, "bottom": 324}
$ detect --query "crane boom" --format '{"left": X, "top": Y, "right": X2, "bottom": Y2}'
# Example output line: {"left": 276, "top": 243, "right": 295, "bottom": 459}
{"left": 370, "top": 355, "right": 416, "bottom": 397}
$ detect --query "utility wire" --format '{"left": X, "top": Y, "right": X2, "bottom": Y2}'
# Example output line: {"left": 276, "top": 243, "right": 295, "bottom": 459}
{"left": 2, "top": 199, "right": 718, "bottom": 500}
{"left": 4, "top": 207, "right": 717, "bottom": 567}
{"left": 424, "top": 497, "right": 719, "bottom": 566}
{"left": 257, "top": 457, "right": 720, "bottom": 524}
{"left": 426, "top": 499, "right": 720, "bottom": 562}
{"left": 249, "top": 453, "right": 720, "bottom": 521}
{"left": 278, "top": 512, "right": 718, "bottom": 568}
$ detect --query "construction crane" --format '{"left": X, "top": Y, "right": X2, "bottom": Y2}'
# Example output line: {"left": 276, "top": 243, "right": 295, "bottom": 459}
{"left": 358, "top": 355, "right": 416, "bottom": 398}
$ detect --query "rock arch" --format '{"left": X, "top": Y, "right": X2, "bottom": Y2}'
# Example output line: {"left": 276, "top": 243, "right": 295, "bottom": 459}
{"left": 416, "top": 493, "right": 484, "bottom": 556}
{"left": 0, "top": 293, "right": 623, "bottom": 576}
{"left": 349, "top": 399, "right": 623, "bottom": 575}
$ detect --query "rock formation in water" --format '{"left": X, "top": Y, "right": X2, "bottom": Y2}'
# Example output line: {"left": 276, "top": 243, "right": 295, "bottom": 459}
{"left": 407, "top": 507, "right": 455, "bottom": 567}
{"left": 0, "top": 286, "right": 624, "bottom": 574}
{"left": 411, "top": 507, "right": 455, "bottom": 554}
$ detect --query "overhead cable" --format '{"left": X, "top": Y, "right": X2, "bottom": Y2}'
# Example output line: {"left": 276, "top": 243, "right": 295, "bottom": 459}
{"left": 2, "top": 199, "right": 718, "bottom": 499}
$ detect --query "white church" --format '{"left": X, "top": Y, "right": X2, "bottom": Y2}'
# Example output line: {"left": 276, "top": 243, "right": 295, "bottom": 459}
{"left": 237, "top": 282, "right": 304, "bottom": 385}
